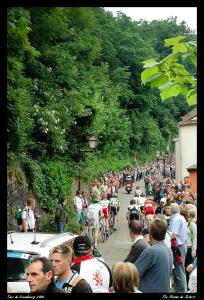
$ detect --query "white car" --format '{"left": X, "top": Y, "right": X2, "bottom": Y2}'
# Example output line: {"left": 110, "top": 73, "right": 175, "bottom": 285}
{"left": 7, "top": 231, "right": 78, "bottom": 293}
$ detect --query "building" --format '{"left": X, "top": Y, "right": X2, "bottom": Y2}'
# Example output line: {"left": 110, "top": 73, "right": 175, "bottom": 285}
{"left": 173, "top": 107, "right": 197, "bottom": 189}
{"left": 186, "top": 164, "right": 197, "bottom": 195}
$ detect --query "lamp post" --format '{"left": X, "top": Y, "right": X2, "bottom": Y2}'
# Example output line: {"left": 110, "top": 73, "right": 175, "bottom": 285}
{"left": 78, "top": 135, "right": 97, "bottom": 191}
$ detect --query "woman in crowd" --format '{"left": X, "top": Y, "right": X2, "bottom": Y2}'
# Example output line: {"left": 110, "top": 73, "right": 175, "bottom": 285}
{"left": 111, "top": 262, "right": 142, "bottom": 293}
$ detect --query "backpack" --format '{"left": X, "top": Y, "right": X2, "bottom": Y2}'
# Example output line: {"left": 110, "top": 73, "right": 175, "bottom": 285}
{"left": 15, "top": 209, "right": 23, "bottom": 225}
{"left": 62, "top": 272, "right": 83, "bottom": 293}
{"left": 15, "top": 208, "right": 28, "bottom": 225}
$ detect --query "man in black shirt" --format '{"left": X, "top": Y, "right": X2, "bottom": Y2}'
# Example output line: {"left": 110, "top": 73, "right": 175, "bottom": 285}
{"left": 27, "top": 257, "right": 64, "bottom": 293}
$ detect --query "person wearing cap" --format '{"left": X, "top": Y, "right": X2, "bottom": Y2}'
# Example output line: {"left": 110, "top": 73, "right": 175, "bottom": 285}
{"left": 155, "top": 197, "right": 167, "bottom": 215}
{"left": 124, "top": 220, "right": 150, "bottom": 264}
{"left": 71, "top": 235, "right": 112, "bottom": 293}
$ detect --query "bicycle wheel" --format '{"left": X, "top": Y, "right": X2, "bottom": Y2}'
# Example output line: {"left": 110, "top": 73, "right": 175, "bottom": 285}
{"left": 100, "top": 220, "right": 106, "bottom": 243}
{"left": 109, "top": 212, "right": 114, "bottom": 235}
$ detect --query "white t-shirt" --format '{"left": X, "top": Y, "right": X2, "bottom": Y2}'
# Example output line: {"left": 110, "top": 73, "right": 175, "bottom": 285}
{"left": 21, "top": 207, "right": 35, "bottom": 230}
{"left": 79, "top": 258, "right": 110, "bottom": 293}
{"left": 74, "top": 196, "right": 83, "bottom": 211}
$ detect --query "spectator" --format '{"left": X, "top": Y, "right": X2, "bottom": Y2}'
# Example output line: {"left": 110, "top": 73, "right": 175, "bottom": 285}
{"left": 55, "top": 197, "right": 67, "bottom": 233}
{"left": 73, "top": 191, "right": 83, "bottom": 225}
{"left": 71, "top": 235, "right": 112, "bottom": 293}
{"left": 27, "top": 257, "right": 64, "bottom": 293}
{"left": 188, "top": 267, "right": 197, "bottom": 293}
{"left": 185, "top": 208, "right": 197, "bottom": 285}
{"left": 50, "top": 244, "right": 92, "bottom": 293}
{"left": 169, "top": 203, "right": 188, "bottom": 293}
{"left": 141, "top": 214, "right": 154, "bottom": 243}
{"left": 111, "top": 262, "right": 142, "bottom": 293}
{"left": 81, "top": 191, "right": 88, "bottom": 211}
{"left": 21, "top": 197, "right": 36, "bottom": 232}
{"left": 124, "top": 220, "right": 150, "bottom": 263}
{"left": 135, "top": 218, "right": 173, "bottom": 293}
{"left": 155, "top": 197, "right": 166, "bottom": 215}
{"left": 91, "top": 181, "right": 101, "bottom": 202}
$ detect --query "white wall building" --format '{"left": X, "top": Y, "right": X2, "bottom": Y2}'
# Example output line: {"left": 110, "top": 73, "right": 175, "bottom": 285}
{"left": 174, "top": 107, "right": 197, "bottom": 183}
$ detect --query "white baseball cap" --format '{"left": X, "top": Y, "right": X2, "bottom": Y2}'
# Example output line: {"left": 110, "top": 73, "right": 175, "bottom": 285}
{"left": 160, "top": 197, "right": 167, "bottom": 203}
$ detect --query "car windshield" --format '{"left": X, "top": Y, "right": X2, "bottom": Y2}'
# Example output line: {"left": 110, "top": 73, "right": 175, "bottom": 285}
{"left": 7, "top": 251, "right": 34, "bottom": 281}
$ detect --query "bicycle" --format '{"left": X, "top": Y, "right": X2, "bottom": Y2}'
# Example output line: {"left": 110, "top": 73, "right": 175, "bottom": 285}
{"left": 99, "top": 217, "right": 107, "bottom": 243}
{"left": 85, "top": 220, "right": 95, "bottom": 246}
{"left": 108, "top": 210, "right": 115, "bottom": 235}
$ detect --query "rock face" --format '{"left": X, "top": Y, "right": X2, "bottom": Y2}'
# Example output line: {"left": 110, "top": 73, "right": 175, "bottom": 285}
{"left": 7, "top": 169, "right": 90, "bottom": 232}
{"left": 7, "top": 170, "right": 30, "bottom": 231}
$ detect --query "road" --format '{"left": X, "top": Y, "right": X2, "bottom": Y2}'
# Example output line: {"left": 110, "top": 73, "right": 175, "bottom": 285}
{"left": 98, "top": 179, "right": 145, "bottom": 268}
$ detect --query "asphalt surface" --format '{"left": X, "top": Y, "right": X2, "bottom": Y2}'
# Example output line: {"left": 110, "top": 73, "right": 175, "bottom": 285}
{"left": 98, "top": 179, "right": 145, "bottom": 268}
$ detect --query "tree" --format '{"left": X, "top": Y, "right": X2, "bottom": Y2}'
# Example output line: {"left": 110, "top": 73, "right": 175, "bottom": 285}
{"left": 141, "top": 35, "right": 197, "bottom": 106}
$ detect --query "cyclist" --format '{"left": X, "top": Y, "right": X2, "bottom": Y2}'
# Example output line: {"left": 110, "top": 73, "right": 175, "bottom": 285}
{"left": 85, "top": 198, "right": 103, "bottom": 254}
{"left": 109, "top": 193, "right": 120, "bottom": 230}
{"left": 126, "top": 199, "right": 141, "bottom": 224}
{"left": 134, "top": 185, "right": 143, "bottom": 197}
{"left": 100, "top": 193, "right": 111, "bottom": 237}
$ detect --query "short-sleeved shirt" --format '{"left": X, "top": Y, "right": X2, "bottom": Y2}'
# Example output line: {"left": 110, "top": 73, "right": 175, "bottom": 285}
{"left": 21, "top": 206, "right": 35, "bottom": 230}
{"left": 74, "top": 196, "right": 83, "bottom": 211}
{"left": 169, "top": 213, "right": 188, "bottom": 245}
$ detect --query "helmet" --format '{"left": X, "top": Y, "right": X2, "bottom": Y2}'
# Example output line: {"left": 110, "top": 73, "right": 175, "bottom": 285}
{"left": 130, "top": 199, "right": 136, "bottom": 205}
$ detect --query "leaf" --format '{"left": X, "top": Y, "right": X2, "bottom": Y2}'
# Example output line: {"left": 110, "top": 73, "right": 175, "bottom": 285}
{"left": 160, "top": 84, "right": 180, "bottom": 100}
{"left": 181, "top": 53, "right": 191, "bottom": 61}
{"left": 151, "top": 75, "right": 169, "bottom": 89}
{"left": 172, "top": 43, "right": 187, "bottom": 54}
{"left": 191, "top": 54, "right": 197, "bottom": 67}
{"left": 180, "top": 86, "right": 188, "bottom": 97}
{"left": 164, "top": 36, "right": 186, "bottom": 46}
{"left": 187, "top": 95, "right": 197, "bottom": 106}
{"left": 142, "top": 58, "right": 159, "bottom": 68}
{"left": 141, "top": 66, "right": 160, "bottom": 85}
{"left": 187, "top": 89, "right": 197, "bottom": 106}
{"left": 159, "top": 81, "right": 175, "bottom": 91}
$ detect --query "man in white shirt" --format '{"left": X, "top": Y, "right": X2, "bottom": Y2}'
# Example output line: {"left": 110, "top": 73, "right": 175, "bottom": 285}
{"left": 73, "top": 191, "right": 83, "bottom": 225}
{"left": 22, "top": 197, "right": 36, "bottom": 232}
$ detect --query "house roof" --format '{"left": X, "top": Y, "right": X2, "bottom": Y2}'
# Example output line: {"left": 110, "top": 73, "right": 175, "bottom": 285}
{"left": 179, "top": 107, "right": 197, "bottom": 126}
{"left": 186, "top": 164, "right": 197, "bottom": 171}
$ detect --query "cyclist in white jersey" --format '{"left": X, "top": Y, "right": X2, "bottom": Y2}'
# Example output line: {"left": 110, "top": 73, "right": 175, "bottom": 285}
{"left": 85, "top": 200, "right": 103, "bottom": 250}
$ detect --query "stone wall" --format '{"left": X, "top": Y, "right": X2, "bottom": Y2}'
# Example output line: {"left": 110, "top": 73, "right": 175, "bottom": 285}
{"left": 7, "top": 172, "right": 91, "bottom": 232}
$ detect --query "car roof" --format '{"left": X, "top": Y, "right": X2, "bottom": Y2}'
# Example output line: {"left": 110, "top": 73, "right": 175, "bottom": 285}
{"left": 7, "top": 232, "right": 77, "bottom": 256}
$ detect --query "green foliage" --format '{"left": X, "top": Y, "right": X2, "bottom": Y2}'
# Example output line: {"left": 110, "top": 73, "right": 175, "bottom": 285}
{"left": 141, "top": 35, "right": 197, "bottom": 105}
{"left": 21, "top": 157, "right": 73, "bottom": 213}
{"left": 7, "top": 8, "right": 196, "bottom": 231}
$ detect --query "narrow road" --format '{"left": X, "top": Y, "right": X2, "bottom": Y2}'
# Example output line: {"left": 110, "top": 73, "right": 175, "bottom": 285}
{"left": 98, "top": 179, "right": 145, "bottom": 268}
